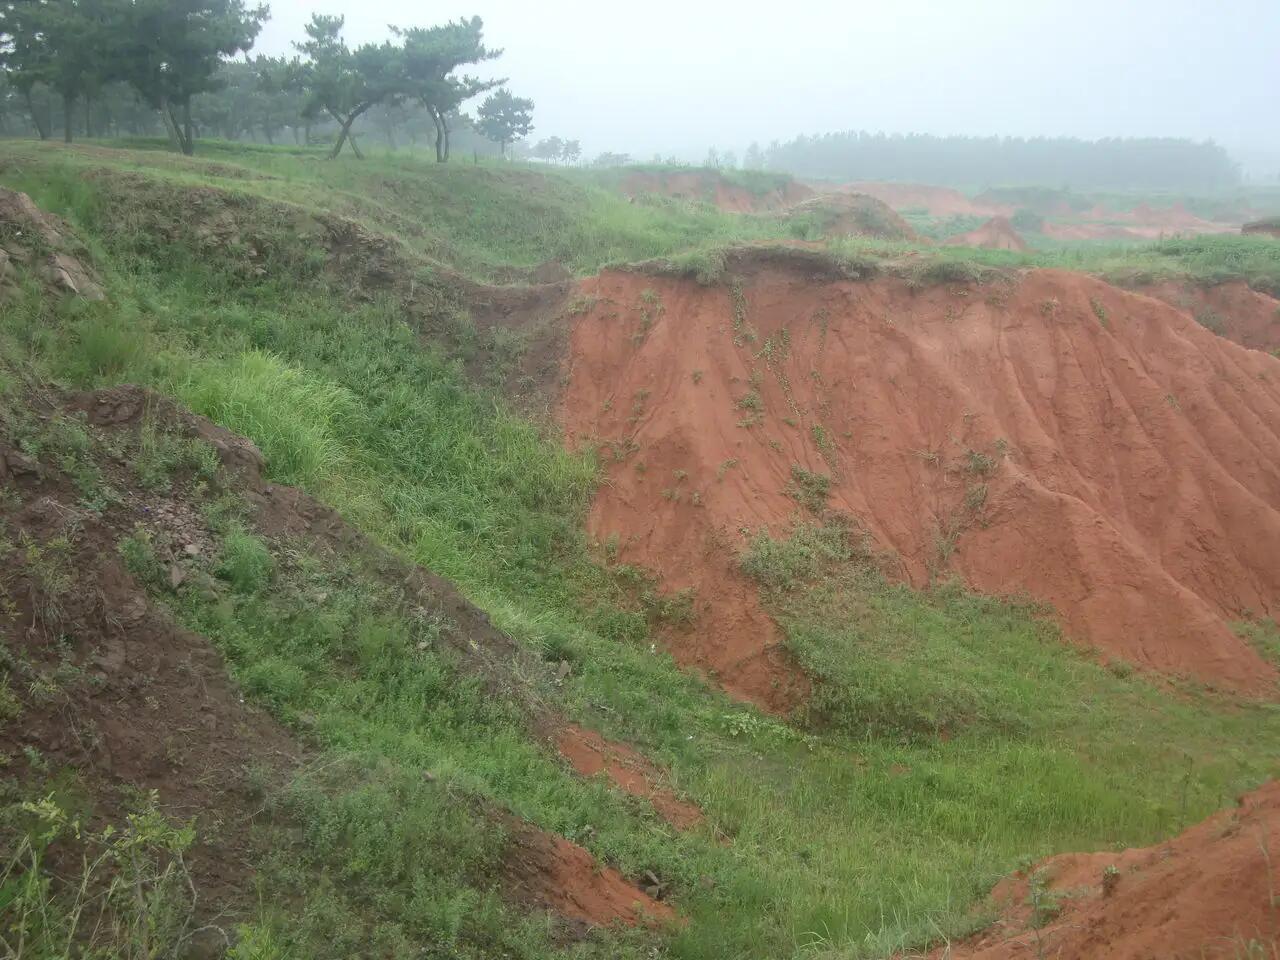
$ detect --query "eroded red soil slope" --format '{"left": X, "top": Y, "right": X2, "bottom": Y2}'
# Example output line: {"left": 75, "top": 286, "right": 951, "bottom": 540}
{"left": 945, "top": 216, "right": 1029, "bottom": 251}
{"left": 1140, "top": 279, "right": 1280, "bottom": 354}
{"left": 559, "top": 261, "right": 1280, "bottom": 703}
{"left": 924, "top": 781, "right": 1280, "bottom": 959}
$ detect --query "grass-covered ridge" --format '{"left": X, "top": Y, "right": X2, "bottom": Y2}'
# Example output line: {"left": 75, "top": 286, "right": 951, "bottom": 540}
{"left": 0, "top": 140, "right": 789, "bottom": 282}
{"left": 2, "top": 141, "right": 1279, "bottom": 959}
{"left": 824, "top": 233, "right": 1280, "bottom": 296}
{"left": 5, "top": 140, "right": 1278, "bottom": 296}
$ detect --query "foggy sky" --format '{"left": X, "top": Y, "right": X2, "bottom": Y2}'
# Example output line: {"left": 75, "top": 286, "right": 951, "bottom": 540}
{"left": 255, "top": 0, "right": 1280, "bottom": 168}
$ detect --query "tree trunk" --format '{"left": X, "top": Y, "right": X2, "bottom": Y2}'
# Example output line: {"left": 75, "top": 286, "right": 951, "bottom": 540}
{"left": 182, "top": 99, "right": 194, "bottom": 155}
{"left": 62, "top": 93, "right": 73, "bottom": 143}
{"left": 25, "top": 89, "right": 47, "bottom": 140}
{"left": 442, "top": 114, "right": 451, "bottom": 162}
{"left": 329, "top": 115, "right": 357, "bottom": 159}
{"left": 428, "top": 109, "right": 444, "bottom": 162}
{"left": 327, "top": 105, "right": 369, "bottom": 159}
{"left": 159, "top": 97, "right": 182, "bottom": 152}
{"left": 263, "top": 125, "right": 275, "bottom": 146}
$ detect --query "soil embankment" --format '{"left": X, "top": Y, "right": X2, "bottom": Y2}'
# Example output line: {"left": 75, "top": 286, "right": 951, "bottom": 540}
{"left": 1, "top": 384, "right": 679, "bottom": 935}
{"left": 923, "top": 780, "right": 1280, "bottom": 959}
{"left": 558, "top": 259, "right": 1280, "bottom": 705}
{"left": 1140, "top": 280, "right": 1280, "bottom": 354}
{"left": 789, "top": 192, "right": 919, "bottom": 241}
{"left": 1244, "top": 218, "right": 1280, "bottom": 238}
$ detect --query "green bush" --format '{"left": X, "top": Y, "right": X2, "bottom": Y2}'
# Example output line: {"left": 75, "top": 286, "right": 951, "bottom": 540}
{"left": 217, "top": 525, "right": 274, "bottom": 593}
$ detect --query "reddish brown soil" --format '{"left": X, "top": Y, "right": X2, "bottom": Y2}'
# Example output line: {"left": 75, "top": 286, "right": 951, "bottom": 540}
{"left": 1045, "top": 202, "right": 1239, "bottom": 240}
{"left": 2, "top": 384, "right": 679, "bottom": 936}
{"left": 558, "top": 261, "right": 1280, "bottom": 703}
{"left": 504, "top": 824, "right": 677, "bottom": 930}
{"left": 1118, "top": 202, "right": 1240, "bottom": 237}
{"left": 1140, "top": 280, "right": 1280, "bottom": 353}
{"left": 555, "top": 725, "right": 704, "bottom": 830}
{"left": 841, "top": 182, "right": 1007, "bottom": 218}
{"left": 619, "top": 170, "right": 813, "bottom": 213}
{"left": 0, "top": 447, "right": 300, "bottom": 927}
{"left": 920, "top": 781, "right": 1280, "bottom": 959}
{"left": 945, "top": 216, "right": 1030, "bottom": 252}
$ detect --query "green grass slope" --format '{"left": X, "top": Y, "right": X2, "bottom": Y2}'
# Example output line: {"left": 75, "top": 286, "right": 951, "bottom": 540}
{"left": 2, "top": 141, "right": 1279, "bottom": 960}
{"left": 0, "top": 140, "right": 788, "bottom": 282}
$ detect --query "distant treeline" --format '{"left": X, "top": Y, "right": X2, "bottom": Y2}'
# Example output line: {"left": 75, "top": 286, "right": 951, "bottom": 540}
{"left": 762, "top": 132, "right": 1241, "bottom": 191}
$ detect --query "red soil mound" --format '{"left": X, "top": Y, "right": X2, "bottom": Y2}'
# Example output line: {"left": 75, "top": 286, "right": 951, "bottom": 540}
{"left": 841, "top": 181, "right": 1006, "bottom": 217}
{"left": 789, "top": 192, "right": 919, "bottom": 242}
{"left": 1140, "top": 280, "right": 1280, "bottom": 354}
{"left": 619, "top": 170, "right": 812, "bottom": 213}
{"left": 945, "top": 216, "right": 1030, "bottom": 252}
{"left": 558, "top": 262, "right": 1280, "bottom": 704}
{"left": 555, "top": 725, "right": 704, "bottom": 829}
{"left": 504, "top": 824, "right": 678, "bottom": 930}
{"left": 924, "top": 781, "right": 1280, "bottom": 959}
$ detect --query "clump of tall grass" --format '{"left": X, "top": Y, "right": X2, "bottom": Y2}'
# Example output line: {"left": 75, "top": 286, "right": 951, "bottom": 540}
{"left": 177, "top": 350, "right": 358, "bottom": 487}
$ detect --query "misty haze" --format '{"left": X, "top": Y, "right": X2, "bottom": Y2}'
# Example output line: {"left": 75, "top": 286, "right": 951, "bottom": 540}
{"left": 1, "top": 2, "right": 1278, "bottom": 959}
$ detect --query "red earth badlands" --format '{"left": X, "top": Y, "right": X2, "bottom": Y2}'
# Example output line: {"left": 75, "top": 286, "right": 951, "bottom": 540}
{"left": 922, "top": 780, "right": 1280, "bottom": 959}
{"left": 1139, "top": 279, "right": 1280, "bottom": 354}
{"left": 557, "top": 263, "right": 1280, "bottom": 706}
{"left": 945, "top": 215, "right": 1030, "bottom": 251}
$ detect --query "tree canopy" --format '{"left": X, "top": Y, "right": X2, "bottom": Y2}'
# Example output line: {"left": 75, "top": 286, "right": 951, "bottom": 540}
{"left": 0, "top": 2, "right": 523, "bottom": 160}
{"left": 476, "top": 87, "right": 533, "bottom": 157}
{"left": 396, "top": 18, "right": 501, "bottom": 162}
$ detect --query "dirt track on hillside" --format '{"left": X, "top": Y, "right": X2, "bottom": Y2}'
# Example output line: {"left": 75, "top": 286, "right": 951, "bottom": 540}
{"left": 558, "top": 261, "right": 1280, "bottom": 705}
